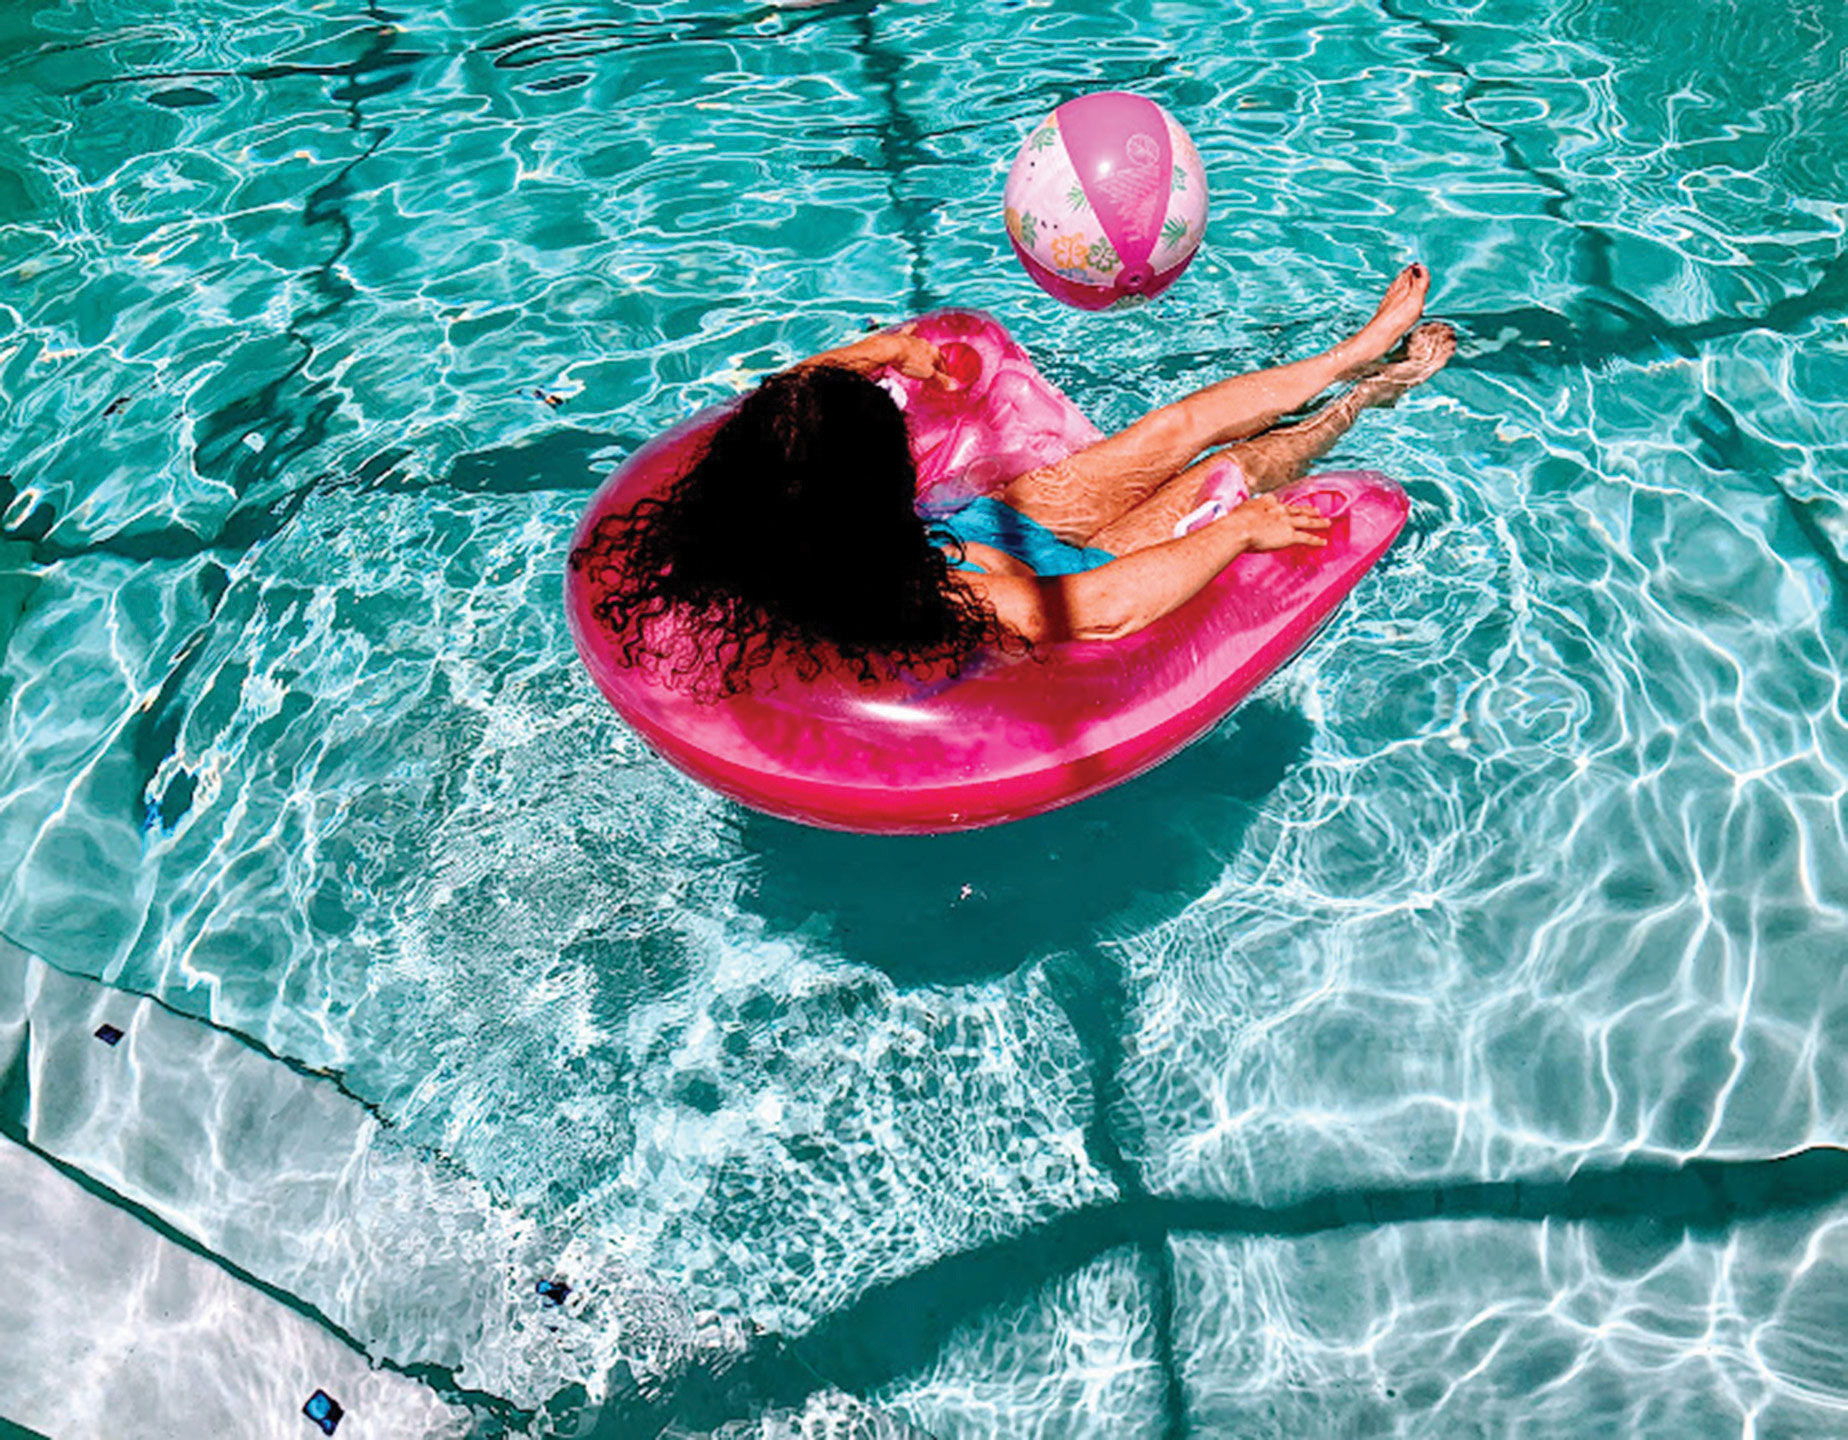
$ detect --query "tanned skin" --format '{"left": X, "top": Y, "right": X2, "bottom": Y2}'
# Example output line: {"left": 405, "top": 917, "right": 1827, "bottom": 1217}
{"left": 807, "top": 264, "right": 1456, "bottom": 643}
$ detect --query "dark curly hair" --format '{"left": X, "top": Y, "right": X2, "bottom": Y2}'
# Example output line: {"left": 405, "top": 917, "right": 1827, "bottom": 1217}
{"left": 570, "top": 364, "right": 1023, "bottom": 697}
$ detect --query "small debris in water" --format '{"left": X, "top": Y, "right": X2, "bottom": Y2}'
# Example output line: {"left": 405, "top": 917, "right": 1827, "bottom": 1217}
{"left": 536, "top": 1278, "right": 571, "bottom": 1308}
{"left": 302, "top": 1390, "right": 343, "bottom": 1435}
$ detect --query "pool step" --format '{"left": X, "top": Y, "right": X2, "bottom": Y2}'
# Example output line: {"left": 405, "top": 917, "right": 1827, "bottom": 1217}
{"left": 0, "top": 936, "right": 731, "bottom": 1418}
{"left": 0, "top": 1133, "right": 468, "bottom": 1439}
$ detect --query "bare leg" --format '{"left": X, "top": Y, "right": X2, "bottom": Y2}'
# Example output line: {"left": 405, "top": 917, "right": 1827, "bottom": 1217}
{"left": 1088, "top": 322, "right": 1457, "bottom": 555}
{"left": 1003, "top": 264, "right": 1433, "bottom": 543}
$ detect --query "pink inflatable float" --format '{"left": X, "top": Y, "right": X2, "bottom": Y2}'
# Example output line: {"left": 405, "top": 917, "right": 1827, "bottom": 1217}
{"left": 566, "top": 311, "right": 1408, "bottom": 834}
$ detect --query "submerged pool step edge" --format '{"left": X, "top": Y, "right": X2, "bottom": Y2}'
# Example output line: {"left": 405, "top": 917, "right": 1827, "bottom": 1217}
{"left": 0, "top": 1132, "right": 469, "bottom": 1439}
{"left": 0, "top": 934, "right": 756, "bottom": 1420}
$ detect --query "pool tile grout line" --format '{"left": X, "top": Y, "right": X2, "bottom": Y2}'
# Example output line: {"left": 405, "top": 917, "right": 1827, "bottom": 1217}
{"left": 771, "top": 1146, "right": 1848, "bottom": 1408}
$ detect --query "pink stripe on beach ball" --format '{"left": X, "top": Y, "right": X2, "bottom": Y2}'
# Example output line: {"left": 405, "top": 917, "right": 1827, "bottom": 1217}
{"left": 1056, "top": 90, "right": 1173, "bottom": 291}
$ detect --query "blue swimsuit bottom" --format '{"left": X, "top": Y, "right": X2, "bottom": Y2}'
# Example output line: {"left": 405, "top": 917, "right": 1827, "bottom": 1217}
{"left": 925, "top": 495, "right": 1114, "bottom": 576}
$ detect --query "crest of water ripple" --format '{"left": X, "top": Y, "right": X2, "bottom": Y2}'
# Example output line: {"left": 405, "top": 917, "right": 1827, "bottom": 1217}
{"left": 3, "top": 0, "right": 1848, "bottom": 1433}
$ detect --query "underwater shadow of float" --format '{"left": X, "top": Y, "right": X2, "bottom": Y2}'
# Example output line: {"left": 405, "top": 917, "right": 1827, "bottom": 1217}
{"left": 731, "top": 696, "right": 1315, "bottom": 987}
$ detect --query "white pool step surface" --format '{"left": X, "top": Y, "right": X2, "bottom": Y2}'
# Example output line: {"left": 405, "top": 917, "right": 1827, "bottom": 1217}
{"left": 0, "top": 936, "right": 730, "bottom": 1418}
{"left": 0, "top": 1134, "right": 469, "bottom": 1439}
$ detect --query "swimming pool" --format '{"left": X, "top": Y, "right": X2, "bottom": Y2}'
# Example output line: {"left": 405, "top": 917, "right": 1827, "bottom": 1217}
{"left": 2, "top": 0, "right": 1845, "bottom": 1433}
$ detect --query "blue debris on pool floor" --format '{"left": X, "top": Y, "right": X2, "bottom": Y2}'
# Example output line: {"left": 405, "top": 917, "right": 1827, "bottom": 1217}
{"left": 301, "top": 1389, "right": 342, "bottom": 1435}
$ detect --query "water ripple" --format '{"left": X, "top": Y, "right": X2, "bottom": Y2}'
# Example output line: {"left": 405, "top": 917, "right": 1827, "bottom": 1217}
{"left": 3, "top": 0, "right": 1847, "bottom": 1432}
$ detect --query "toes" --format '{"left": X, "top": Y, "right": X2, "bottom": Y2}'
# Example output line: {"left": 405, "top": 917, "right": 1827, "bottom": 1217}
{"left": 1344, "top": 268, "right": 1438, "bottom": 377}
{"left": 1356, "top": 328, "right": 1454, "bottom": 399}
{"left": 1405, "top": 321, "right": 1458, "bottom": 364}
{"left": 1371, "top": 265, "right": 1431, "bottom": 332}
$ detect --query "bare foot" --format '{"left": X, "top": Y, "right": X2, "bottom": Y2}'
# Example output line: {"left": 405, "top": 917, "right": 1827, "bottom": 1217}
{"left": 1350, "top": 321, "right": 1456, "bottom": 406}
{"left": 1334, "top": 264, "right": 1432, "bottom": 378}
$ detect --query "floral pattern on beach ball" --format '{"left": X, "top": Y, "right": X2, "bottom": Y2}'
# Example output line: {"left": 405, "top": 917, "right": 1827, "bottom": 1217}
{"left": 1004, "top": 91, "right": 1209, "bottom": 311}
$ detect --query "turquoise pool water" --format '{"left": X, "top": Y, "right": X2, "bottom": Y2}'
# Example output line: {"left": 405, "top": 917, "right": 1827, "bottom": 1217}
{"left": 3, "top": 0, "right": 1846, "bottom": 1434}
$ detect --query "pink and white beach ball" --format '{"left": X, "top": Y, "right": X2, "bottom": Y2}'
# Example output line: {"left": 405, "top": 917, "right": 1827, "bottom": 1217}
{"left": 1003, "top": 92, "right": 1209, "bottom": 311}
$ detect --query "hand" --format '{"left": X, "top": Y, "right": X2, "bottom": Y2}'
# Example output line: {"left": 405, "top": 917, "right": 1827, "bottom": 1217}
{"left": 1231, "top": 494, "right": 1332, "bottom": 551}
{"left": 881, "top": 328, "right": 949, "bottom": 383}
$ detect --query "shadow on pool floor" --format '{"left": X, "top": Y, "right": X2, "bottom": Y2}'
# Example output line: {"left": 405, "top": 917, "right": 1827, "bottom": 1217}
{"left": 730, "top": 696, "right": 1316, "bottom": 989}
{"left": 604, "top": 1145, "right": 1848, "bottom": 1440}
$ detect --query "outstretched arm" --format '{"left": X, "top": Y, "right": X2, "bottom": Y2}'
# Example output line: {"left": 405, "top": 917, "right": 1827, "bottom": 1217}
{"left": 801, "top": 327, "right": 950, "bottom": 384}
{"left": 966, "top": 495, "right": 1331, "bottom": 643}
